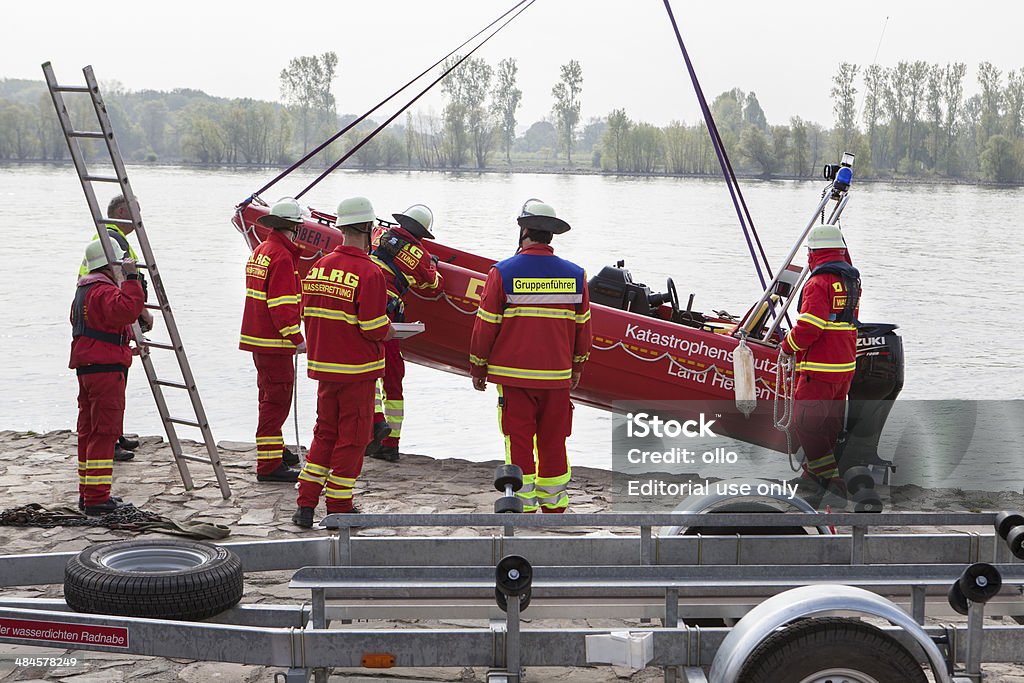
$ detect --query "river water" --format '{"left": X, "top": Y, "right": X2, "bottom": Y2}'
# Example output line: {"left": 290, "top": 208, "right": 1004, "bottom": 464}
{"left": 1, "top": 164, "right": 1022, "bottom": 490}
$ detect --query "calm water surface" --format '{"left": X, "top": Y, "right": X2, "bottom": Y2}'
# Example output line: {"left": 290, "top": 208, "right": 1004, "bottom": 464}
{"left": 1, "top": 165, "right": 1021, "bottom": 489}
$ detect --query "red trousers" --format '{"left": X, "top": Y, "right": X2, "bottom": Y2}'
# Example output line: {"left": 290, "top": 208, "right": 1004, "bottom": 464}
{"left": 296, "top": 380, "right": 375, "bottom": 512}
{"left": 792, "top": 374, "right": 850, "bottom": 479}
{"left": 497, "top": 385, "right": 573, "bottom": 513}
{"left": 76, "top": 371, "right": 126, "bottom": 505}
{"left": 252, "top": 352, "right": 295, "bottom": 475}
{"left": 373, "top": 339, "right": 405, "bottom": 448}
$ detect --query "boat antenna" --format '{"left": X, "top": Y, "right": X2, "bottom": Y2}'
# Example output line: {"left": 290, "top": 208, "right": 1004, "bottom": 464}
{"left": 854, "top": 15, "right": 889, "bottom": 128}
{"left": 246, "top": 0, "right": 534, "bottom": 204}
{"left": 295, "top": 0, "right": 537, "bottom": 200}
{"left": 661, "top": 0, "right": 774, "bottom": 292}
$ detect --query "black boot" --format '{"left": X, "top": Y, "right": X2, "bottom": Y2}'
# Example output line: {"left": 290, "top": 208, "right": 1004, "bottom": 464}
{"left": 114, "top": 444, "right": 135, "bottom": 462}
{"left": 84, "top": 498, "right": 129, "bottom": 516}
{"left": 292, "top": 507, "right": 314, "bottom": 528}
{"left": 79, "top": 495, "right": 122, "bottom": 512}
{"left": 282, "top": 446, "right": 301, "bottom": 467}
{"left": 371, "top": 446, "right": 400, "bottom": 462}
{"left": 118, "top": 435, "right": 140, "bottom": 450}
{"left": 365, "top": 421, "right": 390, "bottom": 457}
{"left": 257, "top": 462, "right": 300, "bottom": 483}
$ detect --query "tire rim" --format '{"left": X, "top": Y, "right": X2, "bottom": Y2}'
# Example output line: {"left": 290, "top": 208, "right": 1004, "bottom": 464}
{"left": 99, "top": 547, "right": 209, "bottom": 572}
{"left": 798, "top": 669, "right": 881, "bottom": 683}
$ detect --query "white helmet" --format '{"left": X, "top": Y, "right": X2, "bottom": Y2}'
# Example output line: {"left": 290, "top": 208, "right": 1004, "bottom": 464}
{"left": 807, "top": 224, "right": 846, "bottom": 250}
{"left": 336, "top": 196, "right": 376, "bottom": 231}
{"left": 83, "top": 239, "right": 127, "bottom": 273}
{"left": 517, "top": 198, "right": 571, "bottom": 234}
{"left": 256, "top": 197, "right": 304, "bottom": 230}
{"left": 393, "top": 204, "right": 435, "bottom": 239}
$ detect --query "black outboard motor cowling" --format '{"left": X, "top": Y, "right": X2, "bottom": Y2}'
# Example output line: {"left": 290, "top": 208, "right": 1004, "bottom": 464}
{"left": 838, "top": 323, "right": 905, "bottom": 470}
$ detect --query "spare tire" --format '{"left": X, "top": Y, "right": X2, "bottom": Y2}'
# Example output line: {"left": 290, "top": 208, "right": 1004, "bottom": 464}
{"left": 64, "top": 538, "right": 243, "bottom": 620}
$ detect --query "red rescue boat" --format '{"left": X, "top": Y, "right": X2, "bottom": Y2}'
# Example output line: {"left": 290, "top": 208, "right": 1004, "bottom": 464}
{"left": 231, "top": 174, "right": 904, "bottom": 457}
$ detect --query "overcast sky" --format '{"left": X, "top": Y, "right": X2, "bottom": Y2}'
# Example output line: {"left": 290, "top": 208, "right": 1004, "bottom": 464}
{"left": 4, "top": 0, "right": 1022, "bottom": 129}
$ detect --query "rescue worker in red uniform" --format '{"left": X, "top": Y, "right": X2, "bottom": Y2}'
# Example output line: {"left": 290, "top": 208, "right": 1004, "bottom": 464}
{"left": 367, "top": 204, "right": 444, "bottom": 462}
{"left": 292, "top": 196, "right": 393, "bottom": 528}
{"left": 70, "top": 240, "right": 145, "bottom": 515}
{"left": 239, "top": 198, "right": 307, "bottom": 483}
{"left": 781, "top": 224, "right": 861, "bottom": 506}
{"left": 469, "top": 200, "right": 592, "bottom": 513}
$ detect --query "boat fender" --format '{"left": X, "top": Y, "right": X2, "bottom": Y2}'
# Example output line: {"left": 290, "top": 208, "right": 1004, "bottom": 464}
{"left": 732, "top": 338, "right": 757, "bottom": 418}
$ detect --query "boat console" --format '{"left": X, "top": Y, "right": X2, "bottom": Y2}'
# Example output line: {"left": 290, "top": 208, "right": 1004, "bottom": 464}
{"left": 588, "top": 260, "right": 713, "bottom": 329}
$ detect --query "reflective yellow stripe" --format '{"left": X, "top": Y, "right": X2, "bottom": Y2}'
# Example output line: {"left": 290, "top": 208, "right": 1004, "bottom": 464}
{"left": 488, "top": 365, "right": 572, "bottom": 381}
{"left": 575, "top": 310, "right": 591, "bottom": 323}
{"left": 795, "top": 360, "right": 856, "bottom": 372}
{"left": 278, "top": 324, "right": 301, "bottom": 336}
{"left": 307, "top": 358, "right": 386, "bottom": 375}
{"left": 476, "top": 308, "right": 502, "bottom": 324}
{"left": 798, "top": 313, "right": 827, "bottom": 329}
{"left": 503, "top": 307, "right": 576, "bottom": 320}
{"left": 359, "top": 314, "right": 389, "bottom": 331}
{"left": 298, "top": 472, "right": 327, "bottom": 486}
{"left": 84, "top": 460, "right": 113, "bottom": 469}
{"left": 301, "top": 462, "right": 330, "bottom": 476}
{"left": 824, "top": 321, "right": 857, "bottom": 330}
{"left": 411, "top": 271, "right": 440, "bottom": 289}
{"left": 256, "top": 436, "right": 284, "bottom": 444}
{"left": 573, "top": 353, "right": 590, "bottom": 364}
{"left": 267, "top": 294, "right": 300, "bottom": 308}
{"left": 536, "top": 471, "right": 571, "bottom": 488}
{"left": 469, "top": 354, "right": 488, "bottom": 367}
{"left": 79, "top": 475, "right": 113, "bottom": 485}
{"left": 240, "top": 334, "right": 295, "bottom": 348}
{"left": 324, "top": 489, "right": 353, "bottom": 499}
{"left": 784, "top": 333, "right": 803, "bottom": 352}
{"left": 304, "top": 307, "right": 358, "bottom": 324}
{"left": 246, "top": 288, "right": 267, "bottom": 301}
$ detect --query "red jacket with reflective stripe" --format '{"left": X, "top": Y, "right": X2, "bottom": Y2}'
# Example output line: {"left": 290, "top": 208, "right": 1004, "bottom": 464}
{"left": 302, "top": 245, "right": 390, "bottom": 383}
{"left": 69, "top": 273, "right": 145, "bottom": 369}
{"left": 370, "top": 227, "right": 444, "bottom": 321}
{"left": 239, "top": 230, "right": 305, "bottom": 354}
{"left": 781, "top": 247, "right": 860, "bottom": 383}
{"left": 469, "top": 244, "right": 592, "bottom": 389}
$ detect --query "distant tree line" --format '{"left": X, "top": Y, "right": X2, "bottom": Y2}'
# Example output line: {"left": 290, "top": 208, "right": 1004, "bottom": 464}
{"left": 1, "top": 57, "right": 1021, "bottom": 183}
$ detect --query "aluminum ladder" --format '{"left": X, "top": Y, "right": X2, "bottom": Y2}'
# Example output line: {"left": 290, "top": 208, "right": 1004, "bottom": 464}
{"left": 42, "top": 61, "right": 231, "bottom": 499}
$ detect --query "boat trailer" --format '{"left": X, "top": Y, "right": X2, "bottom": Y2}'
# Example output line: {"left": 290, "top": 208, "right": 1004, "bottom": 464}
{"left": 1, "top": 510, "right": 1023, "bottom": 683}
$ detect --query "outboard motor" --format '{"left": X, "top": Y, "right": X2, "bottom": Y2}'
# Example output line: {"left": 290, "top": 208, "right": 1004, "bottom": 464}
{"left": 837, "top": 323, "right": 905, "bottom": 471}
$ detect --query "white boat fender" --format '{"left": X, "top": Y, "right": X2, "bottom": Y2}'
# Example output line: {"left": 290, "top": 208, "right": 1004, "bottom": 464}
{"left": 732, "top": 338, "right": 757, "bottom": 417}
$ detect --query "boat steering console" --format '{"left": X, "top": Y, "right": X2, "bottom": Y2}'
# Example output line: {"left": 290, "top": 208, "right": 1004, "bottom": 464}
{"left": 587, "top": 261, "right": 708, "bottom": 328}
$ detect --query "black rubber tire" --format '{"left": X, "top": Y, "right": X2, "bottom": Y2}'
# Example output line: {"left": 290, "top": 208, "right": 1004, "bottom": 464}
{"left": 948, "top": 582, "right": 970, "bottom": 616}
{"left": 65, "top": 539, "right": 243, "bottom": 621}
{"left": 1008, "top": 526, "right": 1024, "bottom": 560}
{"left": 958, "top": 562, "right": 1002, "bottom": 603}
{"left": 852, "top": 487, "right": 883, "bottom": 513}
{"left": 493, "top": 464, "right": 524, "bottom": 493}
{"left": 842, "top": 465, "right": 875, "bottom": 493}
{"left": 995, "top": 511, "right": 1024, "bottom": 540}
{"left": 495, "top": 554, "right": 532, "bottom": 596}
{"left": 495, "top": 496, "right": 524, "bottom": 514}
{"left": 737, "top": 617, "right": 927, "bottom": 683}
{"left": 682, "top": 501, "right": 810, "bottom": 536}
